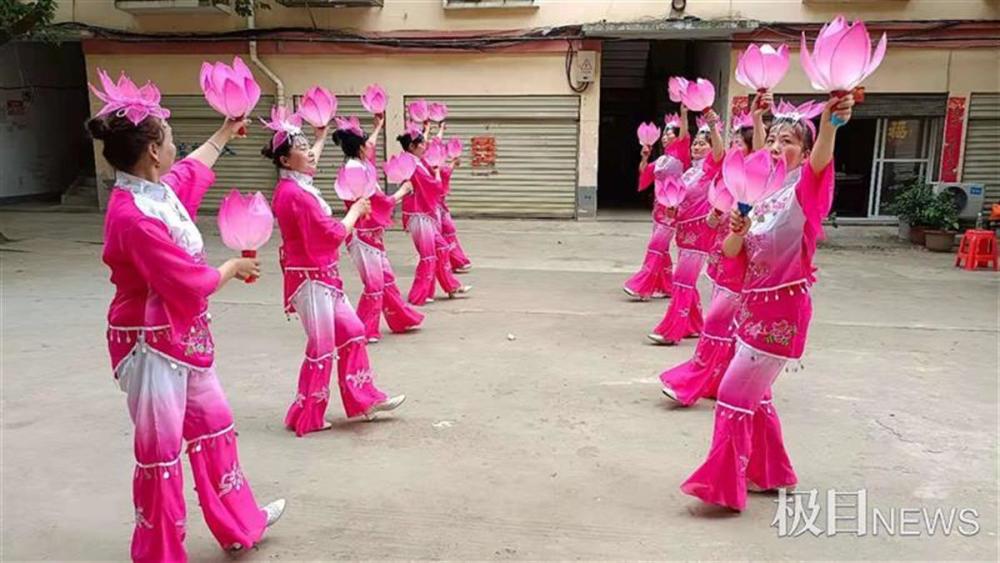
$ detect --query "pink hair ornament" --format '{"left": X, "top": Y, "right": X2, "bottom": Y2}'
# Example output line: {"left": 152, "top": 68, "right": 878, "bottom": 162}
{"left": 88, "top": 68, "right": 171, "bottom": 126}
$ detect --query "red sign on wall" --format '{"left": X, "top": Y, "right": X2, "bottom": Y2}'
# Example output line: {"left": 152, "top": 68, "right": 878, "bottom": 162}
{"left": 471, "top": 136, "right": 497, "bottom": 169}
{"left": 939, "top": 96, "right": 967, "bottom": 182}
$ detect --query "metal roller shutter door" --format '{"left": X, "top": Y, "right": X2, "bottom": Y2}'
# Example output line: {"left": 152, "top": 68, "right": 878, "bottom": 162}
{"left": 162, "top": 95, "right": 277, "bottom": 212}
{"left": 962, "top": 93, "right": 1000, "bottom": 211}
{"left": 778, "top": 94, "right": 947, "bottom": 119}
{"left": 294, "top": 94, "right": 388, "bottom": 208}
{"left": 405, "top": 95, "right": 580, "bottom": 218}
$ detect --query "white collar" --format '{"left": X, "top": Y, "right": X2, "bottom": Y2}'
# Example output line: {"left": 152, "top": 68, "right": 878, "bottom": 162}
{"left": 281, "top": 168, "right": 332, "bottom": 217}
{"left": 115, "top": 171, "right": 169, "bottom": 200}
{"left": 115, "top": 170, "right": 204, "bottom": 256}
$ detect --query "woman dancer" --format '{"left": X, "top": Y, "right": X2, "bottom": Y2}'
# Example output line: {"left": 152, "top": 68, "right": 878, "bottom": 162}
{"left": 680, "top": 94, "right": 854, "bottom": 512}
{"left": 623, "top": 109, "right": 691, "bottom": 300}
{"left": 93, "top": 70, "right": 284, "bottom": 561}
{"left": 648, "top": 107, "right": 725, "bottom": 345}
{"left": 264, "top": 108, "right": 405, "bottom": 437}
{"left": 434, "top": 122, "right": 473, "bottom": 273}
{"left": 659, "top": 110, "right": 756, "bottom": 405}
{"left": 332, "top": 114, "right": 424, "bottom": 343}
{"left": 397, "top": 123, "right": 471, "bottom": 305}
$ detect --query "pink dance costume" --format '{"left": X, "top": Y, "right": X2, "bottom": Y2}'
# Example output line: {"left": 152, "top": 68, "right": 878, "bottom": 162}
{"left": 651, "top": 145, "right": 722, "bottom": 342}
{"left": 104, "top": 160, "right": 268, "bottom": 561}
{"left": 339, "top": 158, "right": 424, "bottom": 341}
{"left": 681, "top": 162, "right": 834, "bottom": 511}
{"left": 659, "top": 214, "right": 747, "bottom": 405}
{"left": 402, "top": 160, "right": 463, "bottom": 305}
{"left": 623, "top": 141, "right": 690, "bottom": 299}
{"left": 438, "top": 166, "right": 472, "bottom": 271}
{"left": 272, "top": 169, "right": 391, "bottom": 437}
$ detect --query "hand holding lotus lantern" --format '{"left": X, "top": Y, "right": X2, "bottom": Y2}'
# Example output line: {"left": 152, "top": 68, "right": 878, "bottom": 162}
{"left": 200, "top": 57, "right": 262, "bottom": 137}
{"left": 361, "top": 84, "right": 388, "bottom": 116}
{"left": 218, "top": 190, "right": 274, "bottom": 283}
{"left": 637, "top": 122, "right": 661, "bottom": 147}
{"left": 298, "top": 86, "right": 337, "bottom": 129}
{"left": 735, "top": 44, "right": 790, "bottom": 109}
{"left": 722, "top": 147, "right": 787, "bottom": 217}
{"left": 407, "top": 99, "right": 430, "bottom": 123}
{"left": 800, "top": 15, "right": 887, "bottom": 126}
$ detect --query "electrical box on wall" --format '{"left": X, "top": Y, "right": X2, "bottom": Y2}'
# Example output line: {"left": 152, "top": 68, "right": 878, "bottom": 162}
{"left": 575, "top": 51, "right": 597, "bottom": 83}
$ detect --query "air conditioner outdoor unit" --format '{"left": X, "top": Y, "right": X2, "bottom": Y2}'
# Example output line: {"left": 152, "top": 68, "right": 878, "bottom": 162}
{"left": 115, "top": 0, "right": 233, "bottom": 14}
{"left": 932, "top": 182, "right": 986, "bottom": 220}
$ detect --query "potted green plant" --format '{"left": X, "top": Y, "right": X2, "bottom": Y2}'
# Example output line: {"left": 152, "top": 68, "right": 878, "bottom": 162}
{"left": 886, "top": 181, "right": 934, "bottom": 244}
{"left": 922, "top": 191, "right": 960, "bottom": 252}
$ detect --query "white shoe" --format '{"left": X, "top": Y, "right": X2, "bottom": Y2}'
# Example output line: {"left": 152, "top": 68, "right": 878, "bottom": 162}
{"left": 363, "top": 394, "right": 406, "bottom": 421}
{"left": 647, "top": 333, "right": 667, "bottom": 345}
{"left": 748, "top": 483, "right": 796, "bottom": 494}
{"left": 455, "top": 264, "right": 472, "bottom": 273}
{"left": 662, "top": 387, "right": 679, "bottom": 402}
{"left": 229, "top": 499, "right": 286, "bottom": 552}
{"left": 367, "top": 337, "right": 381, "bottom": 344}
{"left": 448, "top": 285, "right": 472, "bottom": 298}
{"left": 651, "top": 292, "right": 669, "bottom": 299}
{"left": 425, "top": 297, "right": 435, "bottom": 304}
{"left": 264, "top": 498, "right": 286, "bottom": 527}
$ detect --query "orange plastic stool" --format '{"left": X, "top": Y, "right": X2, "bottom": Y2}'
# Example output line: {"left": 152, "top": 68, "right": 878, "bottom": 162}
{"left": 955, "top": 230, "right": 999, "bottom": 271}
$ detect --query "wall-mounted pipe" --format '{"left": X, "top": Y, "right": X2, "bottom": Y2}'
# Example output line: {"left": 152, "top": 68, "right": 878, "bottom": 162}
{"left": 247, "top": 13, "right": 285, "bottom": 107}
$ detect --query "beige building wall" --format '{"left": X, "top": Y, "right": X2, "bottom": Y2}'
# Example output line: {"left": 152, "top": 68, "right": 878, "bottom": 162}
{"left": 84, "top": 49, "right": 600, "bottom": 198}
{"left": 57, "top": 0, "right": 999, "bottom": 32}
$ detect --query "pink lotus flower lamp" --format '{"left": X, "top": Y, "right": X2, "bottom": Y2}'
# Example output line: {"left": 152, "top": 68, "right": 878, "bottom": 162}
{"left": 680, "top": 78, "right": 716, "bottom": 112}
{"left": 361, "top": 84, "right": 388, "bottom": 115}
{"left": 200, "top": 57, "right": 262, "bottom": 137}
{"left": 446, "top": 137, "right": 463, "bottom": 159}
{"left": 637, "top": 122, "right": 661, "bottom": 147}
{"left": 800, "top": 15, "right": 887, "bottom": 126}
{"left": 708, "top": 178, "right": 736, "bottom": 214}
{"left": 735, "top": 44, "right": 790, "bottom": 109}
{"left": 655, "top": 177, "right": 685, "bottom": 210}
{"left": 298, "top": 86, "right": 337, "bottom": 128}
{"left": 723, "top": 147, "right": 787, "bottom": 216}
{"left": 218, "top": 190, "right": 274, "bottom": 283}
{"left": 407, "top": 99, "right": 429, "bottom": 123}
{"left": 428, "top": 102, "right": 448, "bottom": 122}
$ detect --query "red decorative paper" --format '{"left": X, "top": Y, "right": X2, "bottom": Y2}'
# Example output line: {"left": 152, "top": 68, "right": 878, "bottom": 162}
{"left": 939, "top": 96, "right": 966, "bottom": 182}
{"left": 471, "top": 136, "right": 497, "bottom": 168}
{"left": 731, "top": 95, "right": 750, "bottom": 116}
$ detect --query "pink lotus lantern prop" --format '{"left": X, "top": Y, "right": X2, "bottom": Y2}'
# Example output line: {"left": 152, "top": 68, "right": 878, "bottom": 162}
{"left": 424, "top": 139, "right": 446, "bottom": 168}
{"left": 407, "top": 99, "right": 429, "bottom": 122}
{"left": 735, "top": 44, "right": 790, "bottom": 108}
{"left": 361, "top": 84, "right": 387, "bottom": 115}
{"left": 428, "top": 102, "right": 448, "bottom": 122}
{"left": 668, "top": 76, "right": 689, "bottom": 104}
{"left": 637, "top": 122, "right": 661, "bottom": 147}
{"left": 218, "top": 190, "right": 274, "bottom": 284}
{"left": 200, "top": 57, "right": 261, "bottom": 136}
{"left": 800, "top": 16, "right": 886, "bottom": 124}
{"left": 335, "top": 163, "right": 377, "bottom": 201}
{"left": 708, "top": 178, "right": 736, "bottom": 214}
{"left": 655, "top": 177, "right": 685, "bottom": 210}
{"left": 680, "top": 78, "right": 716, "bottom": 112}
{"left": 446, "top": 137, "right": 463, "bottom": 159}
{"left": 384, "top": 152, "right": 418, "bottom": 184}
{"left": 298, "top": 86, "right": 337, "bottom": 128}
{"left": 722, "top": 147, "right": 787, "bottom": 216}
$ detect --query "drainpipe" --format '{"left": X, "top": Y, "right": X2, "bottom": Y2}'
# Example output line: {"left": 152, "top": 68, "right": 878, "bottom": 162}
{"left": 247, "top": 13, "right": 284, "bottom": 107}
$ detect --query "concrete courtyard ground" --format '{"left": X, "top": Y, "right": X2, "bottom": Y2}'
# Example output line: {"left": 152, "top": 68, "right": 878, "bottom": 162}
{"left": 1, "top": 210, "right": 997, "bottom": 561}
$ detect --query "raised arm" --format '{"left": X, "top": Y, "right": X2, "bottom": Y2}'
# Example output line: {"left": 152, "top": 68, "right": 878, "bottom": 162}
{"left": 638, "top": 145, "right": 651, "bottom": 175}
{"left": 311, "top": 125, "right": 329, "bottom": 164}
{"left": 751, "top": 92, "right": 773, "bottom": 151}
{"left": 704, "top": 109, "right": 725, "bottom": 162}
{"left": 810, "top": 94, "right": 854, "bottom": 174}
{"left": 186, "top": 118, "right": 246, "bottom": 169}
{"left": 678, "top": 105, "right": 690, "bottom": 140}
{"left": 367, "top": 114, "right": 384, "bottom": 154}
